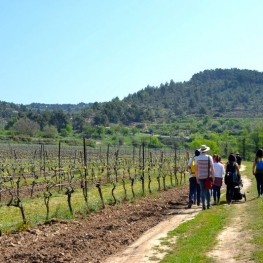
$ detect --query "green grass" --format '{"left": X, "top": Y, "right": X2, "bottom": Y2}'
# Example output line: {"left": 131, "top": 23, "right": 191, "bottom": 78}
{"left": 160, "top": 203, "right": 230, "bottom": 263}
{"left": 243, "top": 162, "right": 263, "bottom": 262}
{"left": 0, "top": 173, "right": 182, "bottom": 234}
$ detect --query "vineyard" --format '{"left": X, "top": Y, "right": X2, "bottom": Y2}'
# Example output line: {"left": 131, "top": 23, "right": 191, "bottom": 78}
{"left": 0, "top": 140, "right": 189, "bottom": 234}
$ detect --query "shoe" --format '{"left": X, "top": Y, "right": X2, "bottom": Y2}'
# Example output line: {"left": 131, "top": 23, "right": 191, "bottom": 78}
{"left": 187, "top": 200, "right": 193, "bottom": 208}
{"left": 207, "top": 205, "right": 212, "bottom": 209}
{"left": 202, "top": 206, "right": 206, "bottom": 210}
{"left": 243, "top": 193, "right": 246, "bottom": 201}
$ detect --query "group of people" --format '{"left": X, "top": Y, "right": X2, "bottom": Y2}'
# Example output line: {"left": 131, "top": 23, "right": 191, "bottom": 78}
{"left": 187, "top": 145, "right": 242, "bottom": 210}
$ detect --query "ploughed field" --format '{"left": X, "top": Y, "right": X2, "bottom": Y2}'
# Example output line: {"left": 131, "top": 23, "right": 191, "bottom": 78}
{"left": 0, "top": 186, "right": 188, "bottom": 263}
{"left": 0, "top": 143, "right": 189, "bottom": 262}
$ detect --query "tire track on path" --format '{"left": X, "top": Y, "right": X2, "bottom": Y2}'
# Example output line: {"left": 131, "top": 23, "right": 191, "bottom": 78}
{"left": 208, "top": 166, "right": 254, "bottom": 263}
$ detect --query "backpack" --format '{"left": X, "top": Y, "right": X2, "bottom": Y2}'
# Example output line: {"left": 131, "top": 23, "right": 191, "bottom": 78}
{"left": 190, "top": 158, "right": 197, "bottom": 176}
{"left": 256, "top": 158, "right": 263, "bottom": 173}
{"left": 225, "top": 162, "right": 238, "bottom": 185}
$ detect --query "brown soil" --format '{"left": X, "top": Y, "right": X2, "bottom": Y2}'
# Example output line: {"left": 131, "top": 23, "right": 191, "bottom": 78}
{"left": 0, "top": 185, "right": 190, "bottom": 263}
{"left": 0, "top": 166, "right": 254, "bottom": 263}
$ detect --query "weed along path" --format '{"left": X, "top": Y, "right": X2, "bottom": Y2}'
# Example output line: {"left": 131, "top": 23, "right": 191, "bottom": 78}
{"left": 208, "top": 174, "right": 254, "bottom": 263}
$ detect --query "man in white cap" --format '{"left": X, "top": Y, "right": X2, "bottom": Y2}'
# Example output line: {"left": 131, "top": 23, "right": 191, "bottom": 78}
{"left": 195, "top": 144, "right": 215, "bottom": 210}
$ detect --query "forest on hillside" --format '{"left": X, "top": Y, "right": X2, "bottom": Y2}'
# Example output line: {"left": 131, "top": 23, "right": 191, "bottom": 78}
{"left": 0, "top": 68, "right": 263, "bottom": 159}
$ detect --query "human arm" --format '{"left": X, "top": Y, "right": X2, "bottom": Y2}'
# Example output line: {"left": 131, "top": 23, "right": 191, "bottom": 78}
{"left": 196, "top": 161, "right": 199, "bottom": 182}
{"left": 210, "top": 156, "right": 215, "bottom": 181}
{"left": 252, "top": 159, "right": 256, "bottom": 175}
{"left": 187, "top": 158, "right": 192, "bottom": 172}
{"left": 222, "top": 164, "right": 225, "bottom": 177}
{"left": 236, "top": 163, "right": 240, "bottom": 174}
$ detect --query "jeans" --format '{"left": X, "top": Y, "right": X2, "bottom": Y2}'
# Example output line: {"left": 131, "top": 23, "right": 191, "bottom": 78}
{"left": 199, "top": 179, "right": 211, "bottom": 209}
{"left": 189, "top": 177, "right": 201, "bottom": 205}
{"left": 212, "top": 185, "right": 221, "bottom": 203}
{"left": 226, "top": 183, "right": 234, "bottom": 204}
{"left": 255, "top": 173, "right": 263, "bottom": 196}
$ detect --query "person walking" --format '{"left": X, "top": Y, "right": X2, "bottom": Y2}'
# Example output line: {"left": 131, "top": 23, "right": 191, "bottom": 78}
{"left": 187, "top": 149, "right": 201, "bottom": 208}
{"left": 235, "top": 152, "right": 242, "bottom": 168}
{"left": 212, "top": 154, "right": 225, "bottom": 205}
{"left": 225, "top": 154, "right": 240, "bottom": 204}
{"left": 252, "top": 148, "right": 263, "bottom": 197}
{"left": 195, "top": 145, "right": 215, "bottom": 210}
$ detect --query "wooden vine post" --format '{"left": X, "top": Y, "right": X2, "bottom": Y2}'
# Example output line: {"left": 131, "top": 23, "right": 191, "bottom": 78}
{"left": 141, "top": 142, "right": 145, "bottom": 195}
{"left": 82, "top": 137, "right": 89, "bottom": 206}
{"left": 106, "top": 144, "right": 110, "bottom": 182}
{"left": 114, "top": 150, "right": 119, "bottom": 182}
{"left": 147, "top": 151, "right": 153, "bottom": 193}
{"left": 121, "top": 170, "right": 128, "bottom": 200}
{"left": 58, "top": 141, "right": 62, "bottom": 192}
{"left": 160, "top": 151, "right": 167, "bottom": 190}
{"left": 128, "top": 167, "right": 135, "bottom": 198}
{"left": 174, "top": 145, "right": 178, "bottom": 185}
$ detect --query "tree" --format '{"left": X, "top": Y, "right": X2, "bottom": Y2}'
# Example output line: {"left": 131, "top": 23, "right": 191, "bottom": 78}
{"left": 72, "top": 114, "right": 85, "bottom": 132}
{"left": 83, "top": 124, "right": 95, "bottom": 139}
{"left": 60, "top": 124, "right": 73, "bottom": 137}
{"left": 49, "top": 110, "right": 69, "bottom": 132}
{"left": 13, "top": 117, "right": 40, "bottom": 137}
{"left": 42, "top": 125, "right": 58, "bottom": 138}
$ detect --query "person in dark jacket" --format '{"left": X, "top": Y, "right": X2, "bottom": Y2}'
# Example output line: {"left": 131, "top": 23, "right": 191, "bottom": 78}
{"left": 235, "top": 153, "right": 242, "bottom": 168}
{"left": 252, "top": 148, "right": 263, "bottom": 197}
{"left": 225, "top": 154, "right": 240, "bottom": 204}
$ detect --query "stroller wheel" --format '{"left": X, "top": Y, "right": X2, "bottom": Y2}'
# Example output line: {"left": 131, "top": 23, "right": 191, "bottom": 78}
{"left": 243, "top": 193, "right": 246, "bottom": 201}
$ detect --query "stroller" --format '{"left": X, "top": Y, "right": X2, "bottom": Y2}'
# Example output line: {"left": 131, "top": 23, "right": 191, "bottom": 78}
{"left": 225, "top": 172, "right": 246, "bottom": 204}
{"left": 232, "top": 177, "right": 246, "bottom": 202}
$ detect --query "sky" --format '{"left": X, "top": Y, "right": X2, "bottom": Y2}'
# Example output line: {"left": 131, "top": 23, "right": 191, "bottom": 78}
{"left": 1, "top": 0, "right": 263, "bottom": 105}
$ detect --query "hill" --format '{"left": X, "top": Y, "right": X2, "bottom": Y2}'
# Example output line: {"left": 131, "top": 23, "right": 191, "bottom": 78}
{"left": 120, "top": 68, "right": 263, "bottom": 122}
{"left": 0, "top": 68, "right": 263, "bottom": 145}
{"left": 78, "top": 68, "right": 263, "bottom": 125}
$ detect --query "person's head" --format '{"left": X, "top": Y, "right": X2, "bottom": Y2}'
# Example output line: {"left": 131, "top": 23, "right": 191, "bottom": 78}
{"left": 213, "top": 154, "right": 219, "bottom": 162}
{"left": 194, "top": 149, "right": 200, "bottom": 157}
{"left": 256, "top": 148, "right": 263, "bottom": 158}
{"left": 199, "top": 144, "right": 210, "bottom": 154}
{"left": 228, "top": 154, "right": 236, "bottom": 163}
{"left": 198, "top": 144, "right": 210, "bottom": 153}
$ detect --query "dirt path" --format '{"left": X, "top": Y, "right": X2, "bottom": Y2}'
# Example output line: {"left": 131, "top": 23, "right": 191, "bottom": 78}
{"left": 208, "top": 175, "right": 254, "bottom": 263}
{"left": 105, "top": 207, "right": 200, "bottom": 263}
{"left": 105, "top": 165, "right": 253, "bottom": 263}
